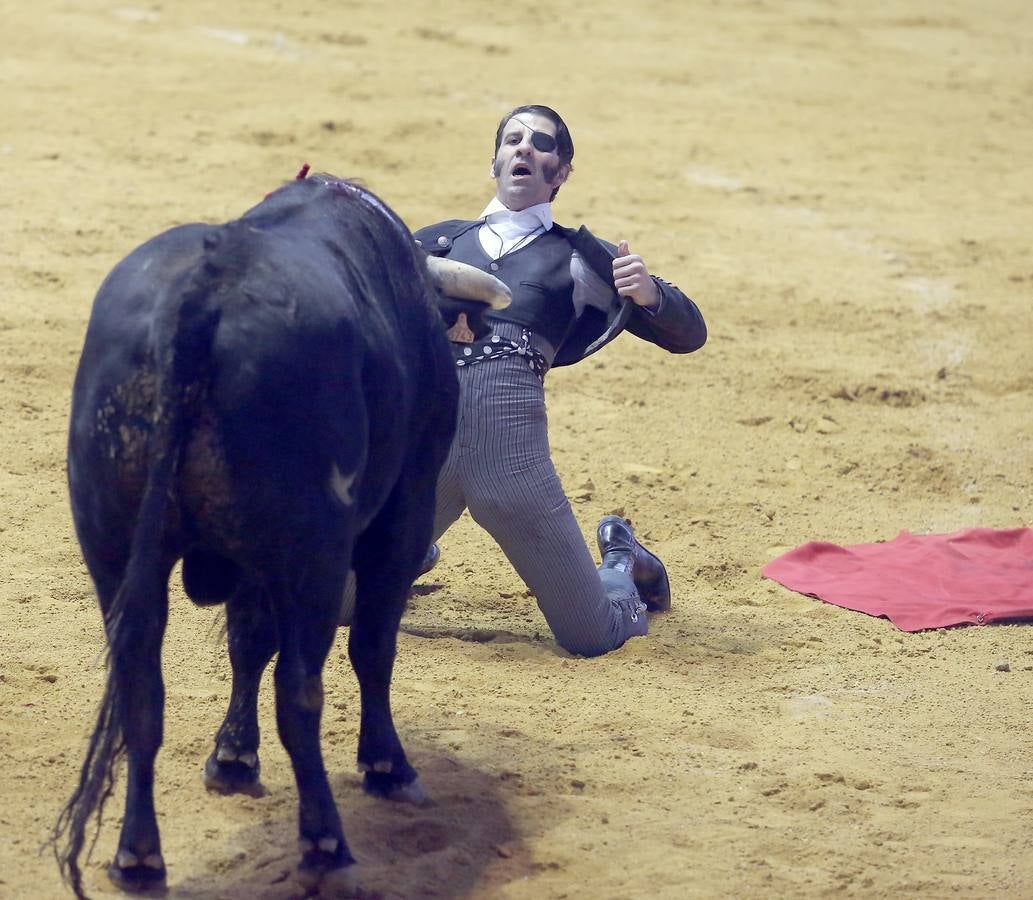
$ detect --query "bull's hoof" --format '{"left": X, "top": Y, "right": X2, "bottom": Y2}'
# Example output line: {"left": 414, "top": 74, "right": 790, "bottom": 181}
{"left": 362, "top": 771, "right": 429, "bottom": 806}
{"left": 318, "top": 864, "right": 362, "bottom": 898}
{"left": 296, "top": 837, "right": 358, "bottom": 898}
{"left": 296, "top": 862, "right": 360, "bottom": 898}
{"left": 108, "top": 849, "right": 167, "bottom": 895}
{"left": 203, "top": 750, "right": 265, "bottom": 796}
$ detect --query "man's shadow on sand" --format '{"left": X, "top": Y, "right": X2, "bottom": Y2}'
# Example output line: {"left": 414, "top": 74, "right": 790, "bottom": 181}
{"left": 173, "top": 747, "right": 535, "bottom": 899}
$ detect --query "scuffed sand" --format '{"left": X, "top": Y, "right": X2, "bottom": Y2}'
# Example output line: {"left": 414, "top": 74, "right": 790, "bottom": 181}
{"left": 2, "top": 1, "right": 1032, "bottom": 897}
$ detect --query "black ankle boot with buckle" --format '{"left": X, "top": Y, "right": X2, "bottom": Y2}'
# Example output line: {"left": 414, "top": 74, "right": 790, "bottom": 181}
{"left": 596, "top": 516, "right": 671, "bottom": 612}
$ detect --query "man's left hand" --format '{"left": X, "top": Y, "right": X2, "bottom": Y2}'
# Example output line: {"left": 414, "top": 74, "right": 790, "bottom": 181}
{"left": 612, "top": 240, "right": 660, "bottom": 308}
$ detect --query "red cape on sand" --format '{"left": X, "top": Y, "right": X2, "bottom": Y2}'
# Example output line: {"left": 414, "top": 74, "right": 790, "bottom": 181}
{"left": 761, "top": 528, "right": 1033, "bottom": 632}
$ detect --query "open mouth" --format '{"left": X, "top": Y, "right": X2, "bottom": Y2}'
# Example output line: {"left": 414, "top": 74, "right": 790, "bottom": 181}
{"left": 512, "top": 164, "right": 532, "bottom": 177}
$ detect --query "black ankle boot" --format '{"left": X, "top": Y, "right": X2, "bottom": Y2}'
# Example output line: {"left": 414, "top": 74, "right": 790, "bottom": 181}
{"left": 597, "top": 516, "right": 671, "bottom": 612}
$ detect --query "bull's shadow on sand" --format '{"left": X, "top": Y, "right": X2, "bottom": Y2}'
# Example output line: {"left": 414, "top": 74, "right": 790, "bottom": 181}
{"left": 172, "top": 748, "right": 526, "bottom": 899}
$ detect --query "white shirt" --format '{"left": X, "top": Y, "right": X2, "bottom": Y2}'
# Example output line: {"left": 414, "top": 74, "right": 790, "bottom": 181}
{"left": 477, "top": 199, "right": 614, "bottom": 318}
{"left": 478, "top": 198, "right": 551, "bottom": 257}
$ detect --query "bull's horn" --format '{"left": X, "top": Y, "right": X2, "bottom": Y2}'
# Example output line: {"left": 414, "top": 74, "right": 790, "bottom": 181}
{"left": 426, "top": 256, "right": 512, "bottom": 310}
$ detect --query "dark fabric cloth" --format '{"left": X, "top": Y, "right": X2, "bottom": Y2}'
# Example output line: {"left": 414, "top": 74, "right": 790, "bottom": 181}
{"left": 762, "top": 528, "right": 1033, "bottom": 632}
{"left": 414, "top": 218, "right": 707, "bottom": 366}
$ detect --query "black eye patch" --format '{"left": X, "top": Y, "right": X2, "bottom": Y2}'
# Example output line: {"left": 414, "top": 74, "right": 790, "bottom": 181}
{"left": 530, "top": 131, "right": 557, "bottom": 153}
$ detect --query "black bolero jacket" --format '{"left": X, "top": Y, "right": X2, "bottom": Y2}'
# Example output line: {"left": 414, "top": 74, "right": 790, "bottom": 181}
{"left": 414, "top": 219, "right": 707, "bottom": 368}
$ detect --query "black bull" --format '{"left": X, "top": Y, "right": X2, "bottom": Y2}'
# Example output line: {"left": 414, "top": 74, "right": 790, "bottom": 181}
{"left": 53, "top": 175, "right": 461, "bottom": 898}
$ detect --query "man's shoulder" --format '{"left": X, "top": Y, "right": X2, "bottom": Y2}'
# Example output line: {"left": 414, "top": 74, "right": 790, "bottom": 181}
{"left": 413, "top": 219, "right": 480, "bottom": 250}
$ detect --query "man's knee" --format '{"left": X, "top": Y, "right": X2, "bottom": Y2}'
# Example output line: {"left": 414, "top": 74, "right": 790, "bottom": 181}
{"left": 553, "top": 606, "right": 647, "bottom": 657}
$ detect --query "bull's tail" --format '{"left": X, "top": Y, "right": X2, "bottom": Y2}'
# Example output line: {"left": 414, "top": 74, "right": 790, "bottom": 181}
{"left": 51, "top": 230, "right": 227, "bottom": 899}
{"left": 50, "top": 671, "right": 123, "bottom": 898}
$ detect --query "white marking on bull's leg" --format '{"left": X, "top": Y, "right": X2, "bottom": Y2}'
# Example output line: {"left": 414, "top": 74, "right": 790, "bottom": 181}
{"left": 318, "top": 837, "right": 339, "bottom": 853}
{"left": 116, "top": 850, "right": 139, "bottom": 869}
{"left": 142, "top": 854, "right": 165, "bottom": 870}
{"left": 329, "top": 465, "right": 356, "bottom": 506}
{"left": 373, "top": 760, "right": 393, "bottom": 773}
{"left": 356, "top": 762, "right": 371, "bottom": 773}
{"left": 216, "top": 745, "right": 238, "bottom": 762}
{"left": 238, "top": 751, "right": 258, "bottom": 768}
{"left": 298, "top": 838, "right": 315, "bottom": 854}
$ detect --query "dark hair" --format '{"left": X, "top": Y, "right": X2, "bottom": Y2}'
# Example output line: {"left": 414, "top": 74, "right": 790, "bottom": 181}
{"left": 493, "top": 104, "right": 575, "bottom": 169}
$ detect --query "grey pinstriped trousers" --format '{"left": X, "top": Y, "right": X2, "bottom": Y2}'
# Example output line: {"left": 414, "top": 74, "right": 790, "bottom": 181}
{"left": 432, "top": 323, "right": 648, "bottom": 656}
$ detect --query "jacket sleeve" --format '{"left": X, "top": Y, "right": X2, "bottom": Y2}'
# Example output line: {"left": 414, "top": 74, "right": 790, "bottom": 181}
{"left": 584, "top": 229, "right": 707, "bottom": 354}
{"left": 624, "top": 277, "right": 707, "bottom": 353}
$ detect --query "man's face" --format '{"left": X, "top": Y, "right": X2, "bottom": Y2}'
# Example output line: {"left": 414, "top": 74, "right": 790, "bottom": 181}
{"left": 492, "top": 113, "right": 570, "bottom": 211}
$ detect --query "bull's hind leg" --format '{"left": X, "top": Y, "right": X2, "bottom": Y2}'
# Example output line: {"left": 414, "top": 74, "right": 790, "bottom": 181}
{"left": 204, "top": 584, "right": 277, "bottom": 795}
{"left": 65, "top": 531, "right": 172, "bottom": 895}
{"left": 270, "top": 567, "right": 357, "bottom": 894}
{"left": 106, "top": 571, "right": 172, "bottom": 894}
{"left": 349, "top": 462, "right": 438, "bottom": 805}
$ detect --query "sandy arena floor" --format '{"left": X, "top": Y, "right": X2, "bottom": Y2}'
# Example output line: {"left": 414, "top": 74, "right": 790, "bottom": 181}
{"left": 2, "top": 1, "right": 1032, "bottom": 897}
